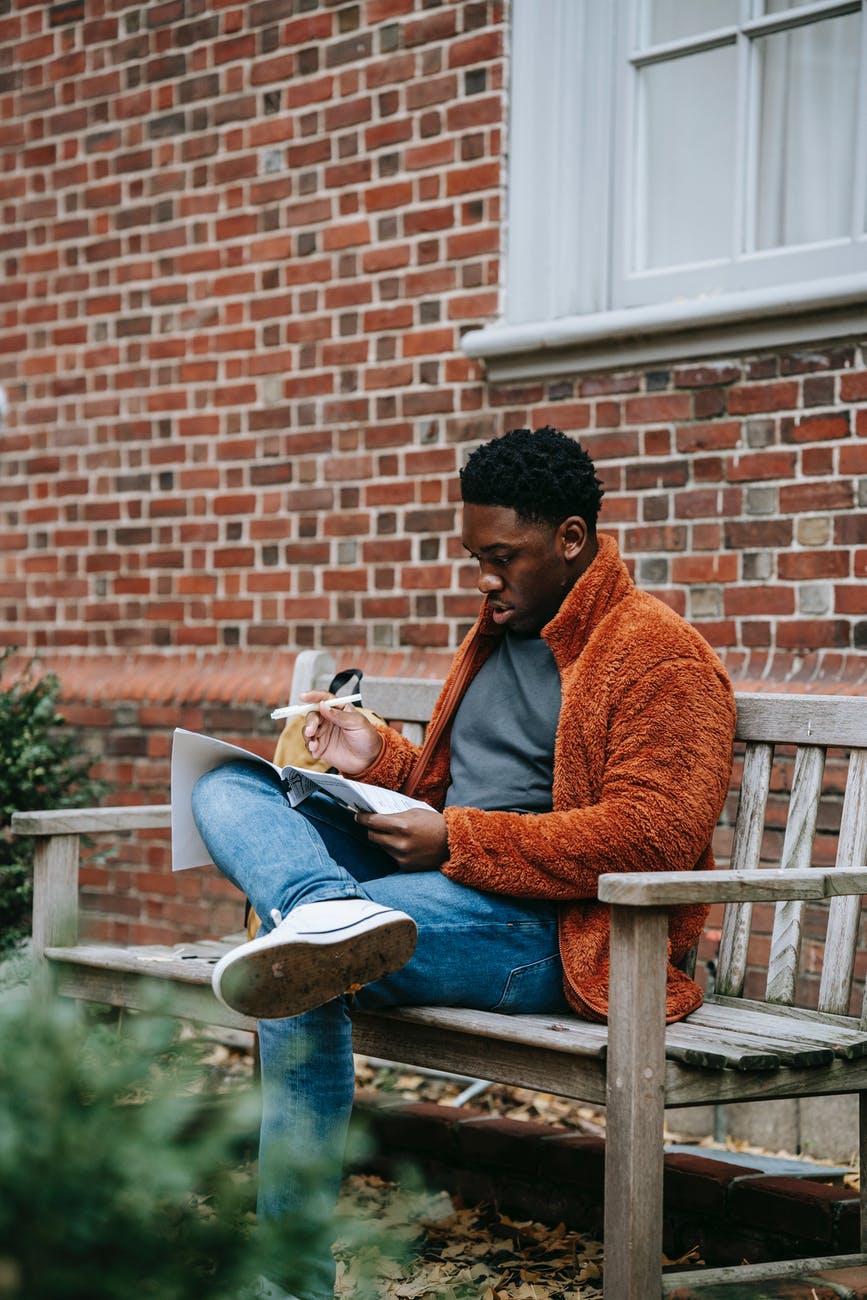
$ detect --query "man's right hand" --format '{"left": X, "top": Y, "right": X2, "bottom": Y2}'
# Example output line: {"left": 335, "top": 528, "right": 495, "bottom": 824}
{"left": 300, "top": 692, "right": 384, "bottom": 775}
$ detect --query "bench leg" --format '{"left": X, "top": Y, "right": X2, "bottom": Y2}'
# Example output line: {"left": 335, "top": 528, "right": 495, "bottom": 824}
{"left": 31, "top": 833, "right": 79, "bottom": 1001}
{"left": 604, "top": 903, "right": 668, "bottom": 1298}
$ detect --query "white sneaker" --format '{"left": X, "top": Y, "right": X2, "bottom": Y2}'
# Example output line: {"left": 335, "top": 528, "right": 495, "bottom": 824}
{"left": 212, "top": 898, "right": 417, "bottom": 1019}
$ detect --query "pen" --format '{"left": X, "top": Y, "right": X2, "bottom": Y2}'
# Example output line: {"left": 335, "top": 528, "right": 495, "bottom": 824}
{"left": 270, "top": 693, "right": 363, "bottom": 720}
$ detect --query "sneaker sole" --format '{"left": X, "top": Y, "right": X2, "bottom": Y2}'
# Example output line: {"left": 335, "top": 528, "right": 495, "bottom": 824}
{"left": 213, "top": 912, "right": 417, "bottom": 1019}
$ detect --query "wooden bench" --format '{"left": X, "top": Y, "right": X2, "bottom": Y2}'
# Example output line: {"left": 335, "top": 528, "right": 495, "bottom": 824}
{"left": 13, "top": 648, "right": 867, "bottom": 1298}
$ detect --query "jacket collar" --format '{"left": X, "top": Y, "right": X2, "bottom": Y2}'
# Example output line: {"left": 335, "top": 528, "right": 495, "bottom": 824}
{"left": 475, "top": 533, "right": 634, "bottom": 672}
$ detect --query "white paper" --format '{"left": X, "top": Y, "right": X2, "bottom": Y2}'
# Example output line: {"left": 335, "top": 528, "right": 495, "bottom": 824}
{"left": 170, "top": 728, "right": 431, "bottom": 872}
{"left": 278, "top": 764, "right": 432, "bottom": 816}
{"left": 170, "top": 729, "right": 284, "bottom": 871}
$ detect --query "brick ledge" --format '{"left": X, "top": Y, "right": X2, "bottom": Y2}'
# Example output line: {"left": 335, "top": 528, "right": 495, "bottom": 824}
{"left": 10, "top": 650, "right": 455, "bottom": 707}
{"left": 11, "top": 647, "right": 867, "bottom": 707}
{"left": 355, "top": 1093, "right": 859, "bottom": 1272}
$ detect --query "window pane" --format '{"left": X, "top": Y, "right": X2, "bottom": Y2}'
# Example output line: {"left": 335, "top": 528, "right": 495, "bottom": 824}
{"left": 763, "top": 0, "right": 826, "bottom": 12}
{"left": 507, "top": 0, "right": 613, "bottom": 322}
{"left": 638, "top": 44, "right": 737, "bottom": 269}
{"left": 754, "top": 12, "right": 860, "bottom": 249}
{"left": 648, "top": 0, "right": 739, "bottom": 44}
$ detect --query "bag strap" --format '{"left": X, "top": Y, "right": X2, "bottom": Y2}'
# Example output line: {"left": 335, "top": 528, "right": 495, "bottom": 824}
{"left": 328, "top": 667, "right": 363, "bottom": 699}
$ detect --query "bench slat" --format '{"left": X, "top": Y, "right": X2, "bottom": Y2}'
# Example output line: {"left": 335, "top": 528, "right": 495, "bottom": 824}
{"left": 45, "top": 941, "right": 231, "bottom": 984}
{"left": 358, "top": 1005, "right": 608, "bottom": 1059}
{"left": 12, "top": 805, "right": 172, "bottom": 835}
{"left": 715, "top": 740, "right": 774, "bottom": 999}
{"left": 661, "top": 1025, "right": 776, "bottom": 1071}
{"left": 662, "top": 1252, "right": 867, "bottom": 1296}
{"left": 733, "top": 692, "right": 867, "bottom": 747}
{"left": 44, "top": 946, "right": 843, "bottom": 1071}
{"left": 690, "top": 1001, "right": 867, "bottom": 1059}
{"left": 598, "top": 866, "right": 867, "bottom": 906}
{"left": 361, "top": 678, "right": 442, "bottom": 724}
{"left": 765, "top": 743, "right": 826, "bottom": 1005}
{"left": 670, "top": 1026, "right": 830, "bottom": 1070}
{"left": 350, "top": 1010, "right": 610, "bottom": 1104}
{"left": 820, "top": 750, "right": 867, "bottom": 1018}
{"left": 48, "top": 953, "right": 256, "bottom": 1033}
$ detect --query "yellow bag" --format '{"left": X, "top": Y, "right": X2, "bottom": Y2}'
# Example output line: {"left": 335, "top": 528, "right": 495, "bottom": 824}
{"left": 245, "top": 672, "right": 384, "bottom": 939}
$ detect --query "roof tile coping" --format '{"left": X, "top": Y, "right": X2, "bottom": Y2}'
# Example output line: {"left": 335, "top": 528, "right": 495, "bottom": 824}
{"left": 6, "top": 648, "right": 866, "bottom": 708}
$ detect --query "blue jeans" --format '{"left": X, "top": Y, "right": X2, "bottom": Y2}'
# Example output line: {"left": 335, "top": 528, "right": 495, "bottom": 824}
{"left": 192, "top": 760, "right": 568, "bottom": 1299}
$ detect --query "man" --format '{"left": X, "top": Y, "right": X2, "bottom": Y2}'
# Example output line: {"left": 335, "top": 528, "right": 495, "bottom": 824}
{"left": 192, "top": 426, "right": 736, "bottom": 1299}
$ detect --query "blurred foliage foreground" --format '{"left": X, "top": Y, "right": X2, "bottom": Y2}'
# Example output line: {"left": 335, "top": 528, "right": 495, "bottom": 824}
{"left": 0, "top": 649, "right": 108, "bottom": 954}
{"left": 0, "top": 994, "right": 383, "bottom": 1300}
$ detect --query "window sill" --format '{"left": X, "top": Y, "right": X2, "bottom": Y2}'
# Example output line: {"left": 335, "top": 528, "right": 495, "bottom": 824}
{"left": 460, "top": 274, "right": 867, "bottom": 382}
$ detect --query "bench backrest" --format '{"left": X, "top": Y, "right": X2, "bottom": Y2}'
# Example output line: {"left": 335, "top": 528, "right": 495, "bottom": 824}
{"left": 289, "top": 653, "right": 867, "bottom": 1022}
{"left": 717, "top": 695, "right": 867, "bottom": 1022}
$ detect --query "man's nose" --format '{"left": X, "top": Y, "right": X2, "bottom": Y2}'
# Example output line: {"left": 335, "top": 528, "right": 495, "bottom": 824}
{"left": 478, "top": 569, "right": 504, "bottom": 594}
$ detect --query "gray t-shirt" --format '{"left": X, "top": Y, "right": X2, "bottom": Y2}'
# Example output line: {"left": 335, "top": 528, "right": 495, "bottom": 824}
{"left": 444, "top": 632, "right": 562, "bottom": 813}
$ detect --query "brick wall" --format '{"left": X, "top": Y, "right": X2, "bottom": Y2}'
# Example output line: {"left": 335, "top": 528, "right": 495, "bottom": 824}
{"left": 2, "top": 0, "right": 866, "bottom": 953}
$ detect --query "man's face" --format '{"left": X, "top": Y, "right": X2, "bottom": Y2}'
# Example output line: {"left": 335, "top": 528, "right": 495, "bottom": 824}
{"left": 461, "top": 502, "right": 591, "bottom": 636}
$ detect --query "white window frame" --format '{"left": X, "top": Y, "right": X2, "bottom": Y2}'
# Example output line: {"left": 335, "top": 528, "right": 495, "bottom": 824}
{"left": 463, "top": 0, "right": 867, "bottom": 380}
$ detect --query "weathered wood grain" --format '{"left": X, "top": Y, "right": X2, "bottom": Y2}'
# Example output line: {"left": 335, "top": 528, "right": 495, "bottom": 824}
{"left": 604, "top": 904, "right": 668, "bottom": 1299}
{"left": 350, "top": 1011, "right": 609, "bottom": 1104}
{"left": 598, "top": 866, "right": 867, "bottom": 906}
{"left": 715, "top": 740, "right": 774, "bottom": 998}
{"left": 12, "top": 805, "right": 172, "bottom": 836}
{"left": 733, "top": 692, "right": 867, "bottom": 747}
{"left": 688, "top": 1001, "right": 867, "bottom": 1059}
{"left": 662, "top": 1252, "right": 867, "bottom": 1295}
{"left": 820, "top": 750, "right": 867, "bottom": 1017}
{"left": 766, "top": 743, "right": 826, "bottom": 1005}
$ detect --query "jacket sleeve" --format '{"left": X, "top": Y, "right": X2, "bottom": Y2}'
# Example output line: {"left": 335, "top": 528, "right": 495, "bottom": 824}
{"left": 353, "top": 722, "right": 421, "bottom": 792}
{"left": 440, "top": 658, "right": 736, "bottom": 899}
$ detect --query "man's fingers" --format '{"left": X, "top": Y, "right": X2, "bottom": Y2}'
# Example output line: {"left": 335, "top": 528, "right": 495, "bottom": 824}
{"left": 356, "top": 811, "right": 403, "bottom": 834}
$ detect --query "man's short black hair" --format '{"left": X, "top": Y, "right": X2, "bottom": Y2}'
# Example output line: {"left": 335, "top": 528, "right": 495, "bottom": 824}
{"left": 460, "top": 426, "right": 605, "bottom": 530}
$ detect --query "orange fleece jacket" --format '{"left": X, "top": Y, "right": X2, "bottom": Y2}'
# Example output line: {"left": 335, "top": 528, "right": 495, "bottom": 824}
{"left": 360, "top": 534, "right": 737, "bottom": 1023}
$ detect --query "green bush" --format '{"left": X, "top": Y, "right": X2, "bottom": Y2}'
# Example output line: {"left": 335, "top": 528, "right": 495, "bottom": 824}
{"left": 0, "top": 649, "right": 107, "bottom": 953}
{"left": 0, "top": 998, "right": 336, "bottom": 1299}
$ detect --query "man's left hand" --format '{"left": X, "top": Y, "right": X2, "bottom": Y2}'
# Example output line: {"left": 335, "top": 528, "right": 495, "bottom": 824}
{"left": 355, "top": 809, "right": 448, "bottom": 872}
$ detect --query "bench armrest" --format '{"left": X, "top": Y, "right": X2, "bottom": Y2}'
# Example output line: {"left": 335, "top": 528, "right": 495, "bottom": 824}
{"left": 12, "top": 805, "right": 172, "bottom": 836}
{"left": 598, "top": 866, "right": 867, "bottom": 907}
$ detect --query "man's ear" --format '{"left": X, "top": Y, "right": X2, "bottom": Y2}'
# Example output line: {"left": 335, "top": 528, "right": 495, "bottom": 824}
{"left": 562, "top": 516, "right": 590, "bottom": 560}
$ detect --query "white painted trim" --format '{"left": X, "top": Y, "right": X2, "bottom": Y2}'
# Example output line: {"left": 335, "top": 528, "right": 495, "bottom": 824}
{"left": 460, "top": 272, "right": 867, "bottom": 380}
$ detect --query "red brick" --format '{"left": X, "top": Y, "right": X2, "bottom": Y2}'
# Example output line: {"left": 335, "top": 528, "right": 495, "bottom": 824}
{"left": 840, "top": 371, "right": 867, "bottom": 402}
{"left": 400, "top": 327, "right": 455, "bottom": 358}
{"left": 726, "top": 450, "right": 797, "bottom": 481}
{"left": 835, "top": 585, "right": 867, "bottom": 615}
{"left": 778, "top": 551, "right": 850, "bottom": 580}
{"left": 672, "top": 555, "right": 739, "bottom": 584}
{"left": 777, "top": 620, "right": 851, "bottom": 649}
{"left": 322, "top": 219, "right": 371, "bottom": 251}
{"left": 724, "top": 587, "right": 795, "bottom": 616}
{"left": 785, "top": 413, "right": 850, "bottom": 443}
{"left": 401, "top": 564, "right": 452, "bottom": 590}
{"left": 364, "top": 181, "right": 413, "bottom": 212}
{"left": 727, "top": 381, "right": 799, "bottom": 414}
{"left": 624, "top": 393, "right": 692, "bottom": 423}
{"left": 445, "top": 161, "right": 500, "bottom": 196}
{"left": 839, "top": 444, "right": 867, "bottom": 474}
{"left": 779, "top": 480, "right": 854, "bottom": 513}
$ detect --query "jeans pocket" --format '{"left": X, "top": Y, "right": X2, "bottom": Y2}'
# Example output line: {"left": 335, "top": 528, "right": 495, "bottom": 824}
{"left": 489, "top": 954, "right": 565, "bottom": 1014}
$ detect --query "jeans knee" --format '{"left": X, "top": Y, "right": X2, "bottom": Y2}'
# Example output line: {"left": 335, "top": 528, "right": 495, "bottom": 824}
{"left": 191, "top": 760, "right": 254, "bottom": 828}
